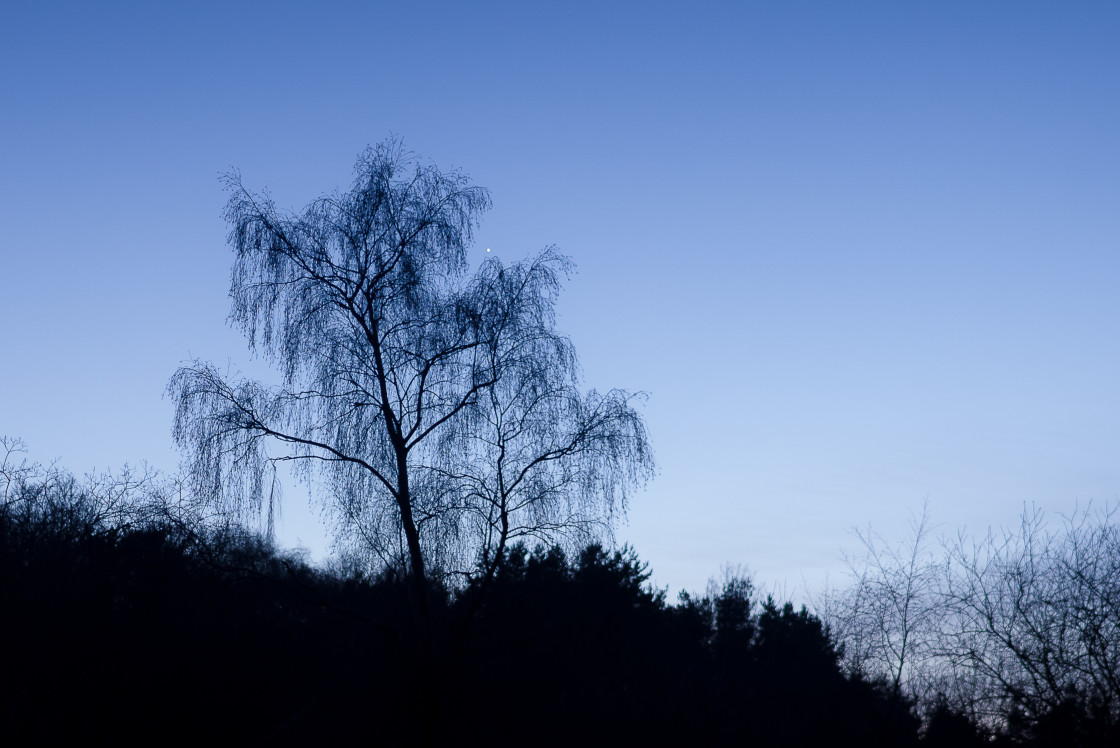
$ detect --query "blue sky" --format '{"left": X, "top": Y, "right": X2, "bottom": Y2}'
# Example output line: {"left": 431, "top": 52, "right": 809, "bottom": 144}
{"left": 3, "top": 2, "right": 1119, "bottom": 597}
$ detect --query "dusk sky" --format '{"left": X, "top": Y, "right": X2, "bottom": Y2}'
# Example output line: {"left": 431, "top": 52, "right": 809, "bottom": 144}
{"left": 3, "top": 1, "right": 1119, "bottom": 598}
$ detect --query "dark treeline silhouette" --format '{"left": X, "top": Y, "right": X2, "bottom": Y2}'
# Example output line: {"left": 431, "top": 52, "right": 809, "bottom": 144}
{"left": 2, "top": 443, "right": 917, "bottom": 746}
{"left": 448, "top": 544, "right": 918, "bottom": 746}
{"left": 13, "top": 447, "right": 1116, "bottom": 745}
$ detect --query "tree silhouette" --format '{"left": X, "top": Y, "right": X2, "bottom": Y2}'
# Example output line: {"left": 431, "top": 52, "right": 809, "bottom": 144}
{"left": 828, "top": 502, "right": 942, "bottom": 703}
{"left": 168, "top": 139, "right": 653, "bottom": 648}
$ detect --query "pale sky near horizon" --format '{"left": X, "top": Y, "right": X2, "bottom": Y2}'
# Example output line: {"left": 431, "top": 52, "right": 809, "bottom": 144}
{"left": 3, "top": 1, "right": 1119, "bottom": 599}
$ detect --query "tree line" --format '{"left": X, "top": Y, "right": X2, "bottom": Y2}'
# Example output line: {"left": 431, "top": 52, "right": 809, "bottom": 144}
{"left": 6, "top": 439, "right": 1119, "bottom": 744}
{"left": 6, "top": 139, "right": 1119, "bottom": 744}
{"left": 2, "top": 442, "right": 915, "bottom": 745}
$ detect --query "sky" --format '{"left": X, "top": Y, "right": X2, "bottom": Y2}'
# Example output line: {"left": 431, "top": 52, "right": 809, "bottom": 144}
{"left": 3, "top": 1, "right": 1119, "bottom": 599}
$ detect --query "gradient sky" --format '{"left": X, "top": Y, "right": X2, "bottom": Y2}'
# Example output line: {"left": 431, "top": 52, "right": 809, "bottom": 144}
{"left": 3, "top": 1, "right": 1119, "bottom": 598}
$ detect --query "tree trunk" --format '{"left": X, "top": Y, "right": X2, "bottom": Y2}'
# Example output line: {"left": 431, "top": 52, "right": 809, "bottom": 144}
{"left": 395, "top": 448, "right": 431, "bottom": 658}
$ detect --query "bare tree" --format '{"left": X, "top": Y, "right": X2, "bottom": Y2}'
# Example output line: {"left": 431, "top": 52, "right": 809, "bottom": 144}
{"left": 1058, "top": 505, "right": 1120, "bottom": 703}
{"left": 168, "top": 140, "right": 653, "bottom": 644}
{"left": 941, "top": 504, "right": 1120, "bottom": 724}
{"left": 829, "top": 501, "right": 1120, "bottom": 735}
{"left": 0, "top": 436, "right": 35, "bottom": 508}
{"left": 827, "top": 502, "right": 944, "bottom": 703}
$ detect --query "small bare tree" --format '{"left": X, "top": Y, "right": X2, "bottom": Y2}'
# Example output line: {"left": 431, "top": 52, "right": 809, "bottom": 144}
{"left": 942, "top": 504, "right": 1120, "bottom": 724}
{"left": 168, "top": 140, "right": 653, "bottom": 644}
{"left": 0, "top": 436, "right": 35, "bottom": 508}
{"left": 828, "top": 502, "right": 944, "bottom": 703}
{"left": 830, "top": 501, "right": 1120, "bottom": 735}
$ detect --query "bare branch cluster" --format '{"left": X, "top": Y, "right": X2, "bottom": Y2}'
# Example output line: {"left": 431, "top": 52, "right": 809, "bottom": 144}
{"left": 827, "top": 503, "right": 943, "bottom": 702}
{"left": 0, "top": 435, "right": 233, "bottom": 547}
{"left": 825, "top": 502, "right": 1120, "bottom": 732}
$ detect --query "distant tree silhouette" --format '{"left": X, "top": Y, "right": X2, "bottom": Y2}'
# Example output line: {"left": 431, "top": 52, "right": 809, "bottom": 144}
{"left": 828, "top": 502, "right": 942, "bottom": 703}
{"left": 921, "top": 694, "right": 988, "bottom": 747}
{"left": 830, "top": 503, "right": 1120, "bottom": 742}
{"left": 940, "top": 505, "right": 1120, "bottom": 737}
{"left": 168, "top": 139, "right": 653, "bottom": 652}
{"left": 1006, "top": 688, "right": 1120, "bottom": 747}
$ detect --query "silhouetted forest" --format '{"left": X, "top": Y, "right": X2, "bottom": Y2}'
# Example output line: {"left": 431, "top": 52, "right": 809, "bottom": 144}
{"left": 5, "top": 448, "right": 1118, "bottom": 746}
